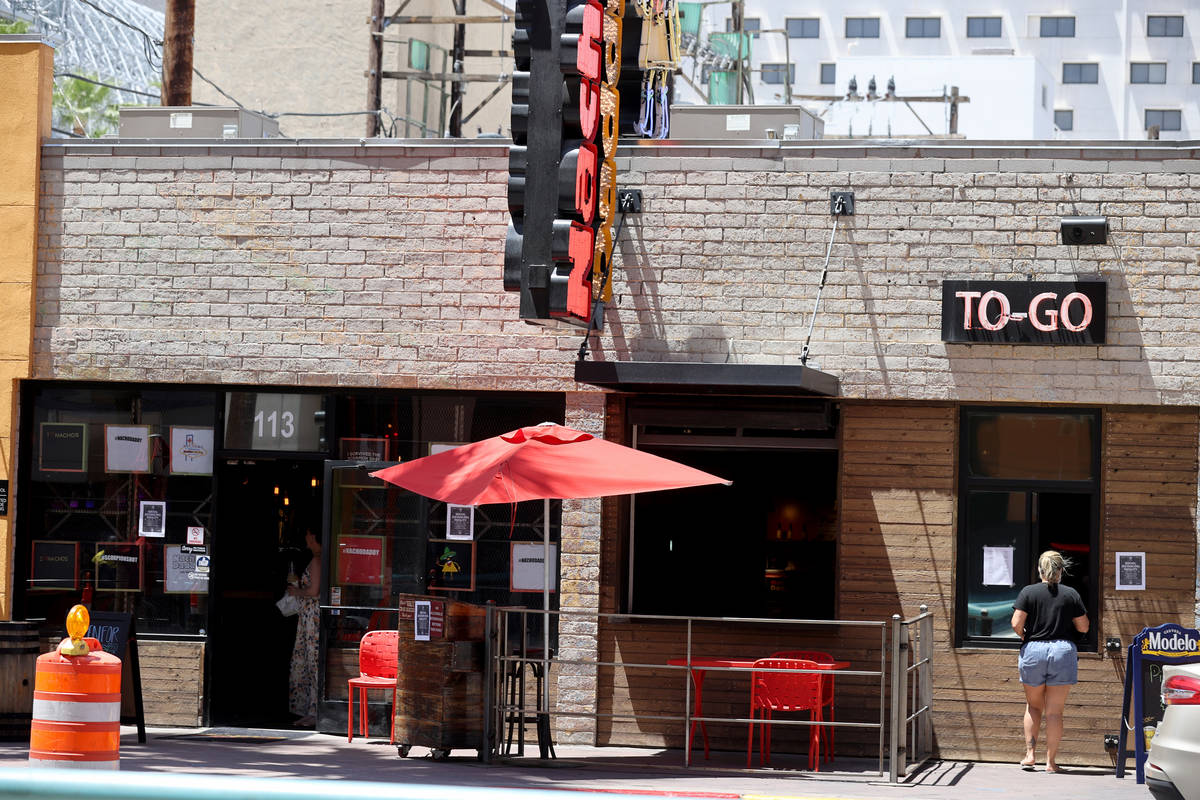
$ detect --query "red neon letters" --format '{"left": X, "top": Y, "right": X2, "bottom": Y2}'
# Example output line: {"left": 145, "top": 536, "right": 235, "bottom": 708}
{"left": 955, "top": 290, "right": 1094, "bottom": 333}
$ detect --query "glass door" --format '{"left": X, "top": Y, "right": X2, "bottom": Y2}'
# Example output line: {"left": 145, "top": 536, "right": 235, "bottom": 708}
{"left": 315, "top": 460, "right": 424, "bottom": 736}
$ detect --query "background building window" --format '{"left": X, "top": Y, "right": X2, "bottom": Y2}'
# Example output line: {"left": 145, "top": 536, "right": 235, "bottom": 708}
{"left": 725, "top": 17, "right": 761, "bottom": 38}
{"left": 819, "top": 63, "right": 836, "bottom": 84}
{"left": 956, "top": 409, "right": 1099, "bottom": 650}
{"left": 1194, "top": 62, "right": 1200, "bottom": 83}
{"left": 1063, "top": 63, "right": 1099, "bottom": 84}
{"left": 845, "top": 17, "right": 880, "bottom": 38}
{"left": 761, "top": 63, "right": 795, "bottom": 84}
{"left": 1131, "top": 63, "right": 1167, "bottom": 84}
{"left": 1147, "top": 15, "right": 1184, "bottom": 37}
{"left": 967, "top": 16, "right": 1002, "bottom": 38}
{"left": 786, "top": 18, "right": 819, "bottom": 39}
{"left": 1146, "top": 109, "right": 1182, "bottom": 131}
{"left": 1054, "top": 109, "right": 1074, "bottom": 130}
{"left": 1041, "top": 16, "right": 1076, "bottom": 37}
{"left": 906, "top": 17, "right": 940, "bottom": 38}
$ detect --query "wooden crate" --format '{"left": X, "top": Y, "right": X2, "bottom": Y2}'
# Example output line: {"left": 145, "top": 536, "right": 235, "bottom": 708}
{"left": 392, "top": 594, "right": 487, "bottom": 756}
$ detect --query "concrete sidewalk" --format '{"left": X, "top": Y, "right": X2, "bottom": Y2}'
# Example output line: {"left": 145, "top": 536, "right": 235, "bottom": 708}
{"left": 0, "top": 727, "right": 1151, "bottom": 800}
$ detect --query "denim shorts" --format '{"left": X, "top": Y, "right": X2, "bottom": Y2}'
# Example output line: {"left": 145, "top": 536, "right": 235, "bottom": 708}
{"left": 1018, "top": 640, "right": 1078, "bottom": 686}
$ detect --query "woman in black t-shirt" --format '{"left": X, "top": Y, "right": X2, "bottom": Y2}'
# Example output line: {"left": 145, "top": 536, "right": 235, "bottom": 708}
{"left": 1010, "top": 550, "right": 1089, "bottom": 773}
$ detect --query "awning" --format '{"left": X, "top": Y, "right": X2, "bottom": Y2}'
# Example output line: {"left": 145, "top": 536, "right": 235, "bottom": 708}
{"left": 573, "top": 360, "right": 840, "bottom": 396}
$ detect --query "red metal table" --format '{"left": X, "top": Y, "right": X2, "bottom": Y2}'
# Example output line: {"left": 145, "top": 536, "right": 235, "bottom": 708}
{"left": 667, "top": 657, "right": 850, "bottom": 763}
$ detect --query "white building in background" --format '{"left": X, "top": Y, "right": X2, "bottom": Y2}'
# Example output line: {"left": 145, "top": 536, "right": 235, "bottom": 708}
{"left": 675, "top": 0, "right": 1199, "bottom": 140}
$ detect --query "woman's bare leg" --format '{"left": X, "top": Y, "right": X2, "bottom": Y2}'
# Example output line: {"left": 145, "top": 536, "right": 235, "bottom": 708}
{"left": 1043, "top": 684, "right": 1071, "bottom": 771}
{"left": 1022, "top": 684, "right": 1045, "bottom": 766}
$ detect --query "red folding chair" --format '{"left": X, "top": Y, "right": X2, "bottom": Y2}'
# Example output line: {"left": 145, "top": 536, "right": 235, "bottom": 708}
{"left": 747, "top": 658, "right": 823, "bottom": 770}
{"left": 347, "top": 630, "right": 399, "bottom": 742}
{"left": 771, "top": 650, "right": 837, "bottom": 761}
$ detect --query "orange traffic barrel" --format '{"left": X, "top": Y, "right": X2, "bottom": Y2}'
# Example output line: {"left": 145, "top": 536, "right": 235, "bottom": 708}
{"left": 29, "top": 636, "right": 121, "bottom": 769}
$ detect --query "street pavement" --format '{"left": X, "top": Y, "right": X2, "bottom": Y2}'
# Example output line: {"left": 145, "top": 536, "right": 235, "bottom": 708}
{"left": 0, "top": 726, "right": 1154, "bottom": 800}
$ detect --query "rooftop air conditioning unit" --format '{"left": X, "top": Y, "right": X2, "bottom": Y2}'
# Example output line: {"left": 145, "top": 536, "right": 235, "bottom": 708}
{"left": 118, "top": 106, "right": 280, "bottom": 139}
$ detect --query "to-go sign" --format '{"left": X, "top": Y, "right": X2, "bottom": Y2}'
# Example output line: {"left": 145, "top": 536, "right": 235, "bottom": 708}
{"left": 941, "top": 280, "right": 1106, "bottom": 345}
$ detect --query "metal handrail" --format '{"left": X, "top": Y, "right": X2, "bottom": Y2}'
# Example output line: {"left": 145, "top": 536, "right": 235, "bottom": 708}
{"left": 486, "top": 605, "right": 934, "bottom": 782}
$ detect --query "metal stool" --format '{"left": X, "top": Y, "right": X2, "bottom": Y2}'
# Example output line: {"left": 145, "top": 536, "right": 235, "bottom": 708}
{"left": 502, "top": 648, "right": 556, "bottom": 759}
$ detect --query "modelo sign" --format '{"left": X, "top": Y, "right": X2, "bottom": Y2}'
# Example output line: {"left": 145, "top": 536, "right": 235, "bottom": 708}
{"left": 1141, "top": 627, "right": 1200, "bottom": 658}
{"left": 941, "top": 280, "right": 1106, "bottom": 345}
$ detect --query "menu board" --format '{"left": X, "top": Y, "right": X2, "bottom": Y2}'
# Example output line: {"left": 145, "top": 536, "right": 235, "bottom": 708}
{"left": 39, "top": 422, "right": 87, "bottom": 475}
{"left": 94, "top": 542, "right": 143, "bottom": 592}
{"left": 30, "top": 540, "right": 79, "bottom": 591}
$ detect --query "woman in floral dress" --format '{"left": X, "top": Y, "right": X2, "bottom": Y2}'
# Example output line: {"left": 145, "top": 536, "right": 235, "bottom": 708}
{"left": 288, "top": 530, "right": 322, "bottom": 727}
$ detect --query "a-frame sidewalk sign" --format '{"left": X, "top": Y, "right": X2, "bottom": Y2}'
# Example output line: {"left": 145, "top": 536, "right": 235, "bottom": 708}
{"left": 1116, "top": 622, "right": 1200, "bottom": 783}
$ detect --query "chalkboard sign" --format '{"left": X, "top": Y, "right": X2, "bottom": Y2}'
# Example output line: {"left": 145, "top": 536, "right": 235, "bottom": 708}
{"left": 85, "top": 610, "right": 146, "bottom": 743}
{"left": 1142, "top": 660, "right": 1167, "bottom": 728}
{"left": 1117, "top": 623, "right": 1200, "bottom": 783}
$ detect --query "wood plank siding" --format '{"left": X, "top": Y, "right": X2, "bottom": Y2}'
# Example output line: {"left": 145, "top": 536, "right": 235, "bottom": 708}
{"left": 593, "top": 401, "right": 1198, "bottom": 767}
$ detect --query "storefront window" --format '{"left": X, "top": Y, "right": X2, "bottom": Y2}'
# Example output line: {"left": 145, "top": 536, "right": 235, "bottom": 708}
{"left": 957, "top": 408, "right": 1099, "bottom": 649}
{"left": 313, "top": 392, "right": 567, "bottom": 733}
{"left": 630, "top": 447, "right": 838, "bottom": 619}
{"left": 18, "top": 386, "right": 217, "bottom": 636}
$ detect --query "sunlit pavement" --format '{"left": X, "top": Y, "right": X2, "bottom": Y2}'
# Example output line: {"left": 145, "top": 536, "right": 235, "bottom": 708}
{"left": 0, "top": 727, "right": 1154, "bottom": 800}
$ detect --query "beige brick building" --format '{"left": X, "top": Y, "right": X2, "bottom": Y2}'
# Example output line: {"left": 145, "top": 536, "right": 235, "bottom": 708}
{"left": 3, "top": 35, "right": 1197, "bottom": 764}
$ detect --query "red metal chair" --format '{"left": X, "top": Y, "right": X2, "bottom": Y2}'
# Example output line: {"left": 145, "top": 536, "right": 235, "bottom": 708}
{"left": 747, "top": 658, "right": 823, "bottom": 770}
{"left": 347, "top": 630, "right": 399, "bottom": 743}
{"left": 771, "top": 649, "right": 837, "bottom": 761}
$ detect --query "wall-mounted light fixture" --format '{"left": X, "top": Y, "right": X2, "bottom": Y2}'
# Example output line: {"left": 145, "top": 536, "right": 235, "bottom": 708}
{"left": 1060, "top": 215, "right": 1108, "bottom": 245}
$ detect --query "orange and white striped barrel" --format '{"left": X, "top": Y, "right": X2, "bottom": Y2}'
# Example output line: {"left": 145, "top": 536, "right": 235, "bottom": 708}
{"left": 29, "top": 637, "right": 121, "bottom": 769}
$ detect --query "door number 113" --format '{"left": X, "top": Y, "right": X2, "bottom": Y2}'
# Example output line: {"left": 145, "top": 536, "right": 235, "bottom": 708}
{"left": 254, "top": 410, "right": 295, "bottom": 440}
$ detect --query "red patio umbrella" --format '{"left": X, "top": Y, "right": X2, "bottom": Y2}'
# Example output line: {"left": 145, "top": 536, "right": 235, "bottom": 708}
{"left": 370, "top": 423, "right": 730, "bottom": 506}
{"left": 371, "top": 423, "right": 730, "bottom": 724}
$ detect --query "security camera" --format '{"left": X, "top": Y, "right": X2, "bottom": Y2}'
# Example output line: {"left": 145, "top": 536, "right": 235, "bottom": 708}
{"left": 1060, "top": 216, "right": 1108, "bottom": 245}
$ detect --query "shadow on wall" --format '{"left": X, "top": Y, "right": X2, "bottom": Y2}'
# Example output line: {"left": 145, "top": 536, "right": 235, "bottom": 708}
{"left": 592, "top": 202, "right": 665, "bottom": 362}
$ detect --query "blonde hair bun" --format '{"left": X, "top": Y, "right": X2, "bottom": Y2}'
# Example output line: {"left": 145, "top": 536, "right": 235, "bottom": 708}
{"left": 1037, "top": 550, "right": 1071, "bottom": 583}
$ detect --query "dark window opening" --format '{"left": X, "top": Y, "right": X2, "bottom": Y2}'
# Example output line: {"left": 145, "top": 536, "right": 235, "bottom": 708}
{"left": 1130, "top": 63, "right": 1166, "bottom": 84}
{"left": 845, "top": 17, "right": 880, "bottom": 38}
{"left": 1147, "top": 15, "right": 1184, "bottom": 37}
{"left": 631, "top": 447, "right": 838, "bottom": 620}
{"left": 967, "top": 16, "right": 1002, "bottom": 38}
{"left": 957, "top": 408, "right": 1099, "bottom": 651}
{"left": 725, "top": 16, "right": 761, "bottom": 38}
{"left": 761, "top": 63, "right": 795, "bottom": 84}
{"left": 1041, "top": 16, "right": 1076, "bottom": 37}
{"left": 906, "top": 17, "right": 941, "bottom": 38}
{"left": 1146, "top": 109, "right": 1182, "bottom": 131}
{"left": 1063, "top": 62, "right": 1099, "bottom": 84}
{"left": 787, "top": 17, "right": 819, "bottom": 39}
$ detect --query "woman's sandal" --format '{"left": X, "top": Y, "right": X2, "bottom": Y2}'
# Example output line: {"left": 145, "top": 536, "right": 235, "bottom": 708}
{"left": 1019, "top": 758, "right": 1036, "bottom": 769}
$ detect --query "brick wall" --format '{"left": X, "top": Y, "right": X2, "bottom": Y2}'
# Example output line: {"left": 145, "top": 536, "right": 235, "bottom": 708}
{"left": 600, "top": 142, "right": 1200, "bottom": 406}
{"left": 36, "top": 140, "right": 1200, "bottom": 405}
{"left": 34, "top": 137, "right": 1200, "bottom": 747}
